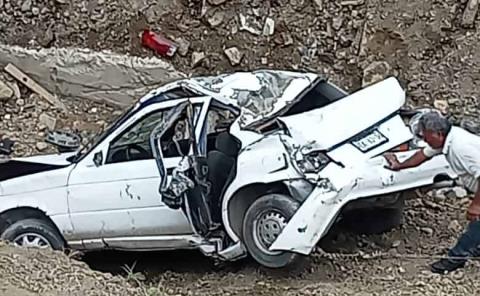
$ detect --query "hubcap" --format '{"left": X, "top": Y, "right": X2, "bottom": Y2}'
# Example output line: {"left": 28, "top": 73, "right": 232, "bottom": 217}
{"left": 253, "top": 210, "right": 287, "bottom": 255}
{"left": 13, "top": 233, "right": 51, "bottom": 249}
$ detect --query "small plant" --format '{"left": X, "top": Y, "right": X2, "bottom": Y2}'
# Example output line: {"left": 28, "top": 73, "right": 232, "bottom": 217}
{"left": 121, "top": 261, "right": 146, "bottom": 287}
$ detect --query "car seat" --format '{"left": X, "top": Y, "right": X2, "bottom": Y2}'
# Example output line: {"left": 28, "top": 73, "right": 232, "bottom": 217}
{"left": 206, "top": 132, "right": 241, "bottom": 222}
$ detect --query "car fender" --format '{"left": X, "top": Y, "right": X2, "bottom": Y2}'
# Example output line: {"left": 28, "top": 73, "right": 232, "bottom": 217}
{"left": 221, "top": 134, "right": 303, "bottom": 243}
{"left": 269, "top": 151, "right": 456, "bottom": 255}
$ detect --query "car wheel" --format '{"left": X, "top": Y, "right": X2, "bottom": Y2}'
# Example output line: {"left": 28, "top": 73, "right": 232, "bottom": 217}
{"left": 242, "top": 193, "right": 306, "bottom": 269}
{"left": 1, "top": 218, "right": 65, "bottom": 250}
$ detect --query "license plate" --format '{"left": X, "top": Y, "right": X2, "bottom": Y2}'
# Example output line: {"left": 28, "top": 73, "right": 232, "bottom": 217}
{"left": 351, "top": 129, "right": 388, "bottom": 152}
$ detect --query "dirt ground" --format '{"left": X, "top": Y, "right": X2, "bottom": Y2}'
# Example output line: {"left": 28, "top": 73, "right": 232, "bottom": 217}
{"left": 2, "top": 0, "right": 480, "bottom": 295}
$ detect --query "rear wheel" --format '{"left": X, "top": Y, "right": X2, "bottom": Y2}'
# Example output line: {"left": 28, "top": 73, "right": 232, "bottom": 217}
{"left": 1, "top": 218, "right": 65, "bottom": 250}
{"left": 242, "top": 194, "right": 306, "bottom": 269}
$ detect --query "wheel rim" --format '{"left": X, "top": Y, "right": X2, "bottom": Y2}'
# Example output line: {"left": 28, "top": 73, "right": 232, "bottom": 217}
{"left": 252, "top": 210, "right": 287, "bottom": 256}
{"left": 13, "top": 233, "right": 51, "bottom": 249}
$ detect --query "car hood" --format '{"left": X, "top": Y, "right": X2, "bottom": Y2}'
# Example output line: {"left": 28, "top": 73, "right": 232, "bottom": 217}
{"left": 189, "top": 70, "right": 319, "bottom": 130}
{"left": 278, "top": 77, "right": 408, "bottom": 153}
{"left": 0, "top": 152, "right": 75, "bottom": 182}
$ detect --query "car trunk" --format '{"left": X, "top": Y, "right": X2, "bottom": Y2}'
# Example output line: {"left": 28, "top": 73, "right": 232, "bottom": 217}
{"left": 278, "top": 77, "right": 413, "bottom": 163}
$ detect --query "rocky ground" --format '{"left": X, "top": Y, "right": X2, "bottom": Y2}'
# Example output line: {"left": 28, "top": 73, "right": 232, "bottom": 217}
{"left": 2, "top": 0, "right": 480, "bottom": 295}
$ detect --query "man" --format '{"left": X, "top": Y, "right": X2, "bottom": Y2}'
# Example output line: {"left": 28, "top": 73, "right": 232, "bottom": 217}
{"left": 384, "top": 111, "right": 480, "bottom": 274}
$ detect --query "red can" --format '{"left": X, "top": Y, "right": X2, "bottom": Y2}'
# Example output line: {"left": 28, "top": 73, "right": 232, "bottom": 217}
{"left": 141, "top": 29, "right": 178, "bottom": 57}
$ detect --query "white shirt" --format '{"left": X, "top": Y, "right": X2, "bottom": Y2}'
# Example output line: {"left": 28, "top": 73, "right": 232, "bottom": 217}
{"left": 423, "top": 126, "right": 480, "bottom": 193}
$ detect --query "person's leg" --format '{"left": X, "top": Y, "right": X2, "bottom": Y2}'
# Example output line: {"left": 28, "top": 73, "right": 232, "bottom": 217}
{"left": 431, "top": 220, "right": 480, "bottom": 274}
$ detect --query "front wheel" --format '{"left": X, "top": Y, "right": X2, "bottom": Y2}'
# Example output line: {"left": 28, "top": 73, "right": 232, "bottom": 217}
{"left": 242, "top": 193, "right": 306, "bottom": 269}
{"left": 1, "top": 218, "right": 65, "bottom": 250}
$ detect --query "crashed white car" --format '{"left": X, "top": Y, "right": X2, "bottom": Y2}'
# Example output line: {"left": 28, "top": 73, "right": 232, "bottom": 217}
{"left": 0, "top": 70, "right": 456, "bottom": 269}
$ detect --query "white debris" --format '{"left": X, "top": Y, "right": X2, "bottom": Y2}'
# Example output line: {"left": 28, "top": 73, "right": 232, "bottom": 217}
{"left": 239, "top": 14, "right": 262, "bottom": 35}
{"left": 263, "top": 17, "right": 275, "bottom": 36}
{"left": 191, "top": 52, "right": 207, "bottom": 68}
{"left": 461, "top": 0, "right": 479, "bottom": 27}
{"left": 39, "top": 113, "right": 57, "bottom": 131}
{"left": 224, "top": 47, "right": 244, "bottom": 66}
{"left": 0, "top": 80, "right": 13, "bottom": 101}
{"left": 340, "top": 0, "right": 365, "bottom": 6}
{"left": 207, "top": 10, "right": 225, "bottom": 27}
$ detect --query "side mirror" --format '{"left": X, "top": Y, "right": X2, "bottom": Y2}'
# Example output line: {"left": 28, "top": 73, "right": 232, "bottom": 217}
{"left": 93, "top": 151, "right": 103, "bottom": 167}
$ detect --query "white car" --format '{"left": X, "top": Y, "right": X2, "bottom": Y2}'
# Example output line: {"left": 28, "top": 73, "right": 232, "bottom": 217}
{"left": 0, "top": 70, "right": 456, "bottom": 269}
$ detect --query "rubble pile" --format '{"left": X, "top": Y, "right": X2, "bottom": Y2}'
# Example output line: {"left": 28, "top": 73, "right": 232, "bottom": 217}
{"left": 0, "top": 70, "right": 120, "bottom": 157}
{"left": 0, "top": 242, "right": 146, "bottom": 296}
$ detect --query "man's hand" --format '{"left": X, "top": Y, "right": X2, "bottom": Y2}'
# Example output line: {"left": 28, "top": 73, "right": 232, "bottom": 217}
{"left": 467, "top": 201, "right": 480, "bottom": 221}
{"left": 384, "top": 152, "right": 401, "bottom": 171}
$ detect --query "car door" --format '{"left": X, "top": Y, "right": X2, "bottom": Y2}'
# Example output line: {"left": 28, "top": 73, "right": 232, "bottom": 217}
{"left": 66, "top": 98, "right": 209, "bottom": 248}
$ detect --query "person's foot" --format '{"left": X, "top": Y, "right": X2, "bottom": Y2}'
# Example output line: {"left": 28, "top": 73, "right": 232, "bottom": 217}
{"left": 430, "top": 259, "right": 466, "bottom": 274}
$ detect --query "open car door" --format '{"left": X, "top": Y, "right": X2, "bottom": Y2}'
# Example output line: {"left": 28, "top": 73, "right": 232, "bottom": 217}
{"left": 150, "top": 100, "right": 216, "bottom": 237}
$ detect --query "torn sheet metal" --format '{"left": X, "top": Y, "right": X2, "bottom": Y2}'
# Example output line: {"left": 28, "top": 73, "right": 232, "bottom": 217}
{"left": 190, "top": 70, "right": 318, "bottom": 129}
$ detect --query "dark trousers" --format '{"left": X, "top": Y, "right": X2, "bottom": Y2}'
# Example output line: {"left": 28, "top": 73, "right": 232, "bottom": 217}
{"left": 447, "top": 220, "right": 480, "bottom": 263}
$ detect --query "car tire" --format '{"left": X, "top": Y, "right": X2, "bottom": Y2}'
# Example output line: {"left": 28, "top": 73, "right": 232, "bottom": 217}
{"left": 1, "top": 218, "right": 65, "bottom": 250}
{"left": 242, "top": 193, "right": 306, "bottom": 270}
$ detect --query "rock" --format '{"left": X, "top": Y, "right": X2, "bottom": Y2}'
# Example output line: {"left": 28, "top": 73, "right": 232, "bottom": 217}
{"left": 282, "top": 32, "right": 294, "bottom": 46}
{"left": 224, "top": 47, "right": 244, "bottom": 66}
{"left": 362, "top": 61, "right": 392, "bottom": 87}
{"left": 5, "top": 81, "right": 21, "bottom": 99}
{"left": 452, "top": 187, "right": 468, "bottom": 198}
{"left": 421, "top": 227, "right": 434, "bottom": 235}
{"left": 461, "top": 0, "right": 479, "bottom": 27}
{"left": 191, "top": 51, "right": 206, "bottom": 68}
{"left": 0, "top": 0, "right": 3, "bottom": 8}
{"left": 176, "top": 38, "right": 191, "bottom": 57}
{"left": 340, "top": 0, "right": 365, "bottom": 5}
{"left": 16, "top": 99, "right": 25, "bottom": 107}
{"left": 207, "top": 0, "right": 227, "bottom": 5}
{"left": 398, "top": 267, "right": 406, "bottom": 274}
{"left": 239, "top": 14, "right": 262, "bottom": 35}
{"left": 448, "top": 220, "right": 462, "bottom": 232}
{"left": 207, "top": 9, "right": 225, "bottom": 27}
{"left": 460, "top": 117, "right": 480, "bottom": 134}
{"left": 38, "top": 26, "right": 55, "bottom": 47}
{"left": 433, "top": 99, "right": 449, "bottom": 114}
{"left": 32, "top": 6, "right": 39, "bottom": 15}
{"left": 21, "top": 0, "right": 32, "bottom": 12}
{"left": 313, "top": 0, "right": 323, "bottom": 10}
{"left": 332, "top": 17, "right": 343, "bottom": 31}
{"left": 263, "top": 17, "right": 275, "bottom": 36}
{"left": 0, "top": 80, "right": 13, "bottom": 101}
{"left": 36, "top": 142, "right": 48, "bottom": 151}
{"left": 391, "top": 240, "right": 401, "bottom": 248}
{"left": 39, "top": 113, "right": 57, "bottom": 131}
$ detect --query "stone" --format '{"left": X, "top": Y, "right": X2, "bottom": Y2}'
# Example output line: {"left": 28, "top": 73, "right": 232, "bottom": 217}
{"left": 332, "top": 17, "right": 343, "bottom": 31}
{"left": 263, "top": 17, "right": 275, "bottom": 36}
{"left": 313, "top": 0, "right": 323, "bottom": 10}
{"left": 191, "top": 51, "right": 206, "bottom": 68}
{"left": 39, "top": 113, "right": 57, "bottom": 131}
{"left": 224, "top": 47, "right": 244, "bottom": 66}
{"left": 21, "top": 0, "right": 32, "bottom": 12}
{"left": 176, "top": 38, "right": 191, "bottom": 57}
{"left": 433, "top": 99, "right": 449, "bottom": 114}
{"left": 448, "top": 220, "right": 462, "bottom": 232}
{"left": 0, "top": 0, "right": 3, "bottom": 8}
{"left": 207, "top": 0, "right": 227, "bottom": 5}
{"left": 282, "top": 32, "right": 294, "bottom": 46}
{"left": 207, "top": 10, "right": 225, "bottom": 27}
{"left": 461, "top": 0, "right": 479, "bottom": 27}
{"left": 6, "top": 81, "right": 21, "bottom": 99}
{"left": 16, "top": 99, "right": 25, "bottom": 106}
{"left": 36, "top": 142, "right": 48, "bottom": 151}
{"left": 32, "top": 7, "right": 39, "bottom": 15}
{"left": 391, "top": 240, "right": 401, "bottom": 248}
{"left": 0, "top": 80, "right": 13, "bottom": 101}
{"left": 421, "top": 227, "right": 434, "bottom": 235}
{"left": 362, "top": 61, "right": 392, "bottom": 87}
{"left": 340, "top": 0, "right": 365, "bottom": 5}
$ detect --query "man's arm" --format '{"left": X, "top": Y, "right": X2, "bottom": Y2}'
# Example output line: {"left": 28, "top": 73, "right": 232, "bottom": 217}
{"left": 467, "top": 180, "right": 480, "bottom": 221}
{"left": 384, "top": 148, "right": 431, "bottom": 171}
